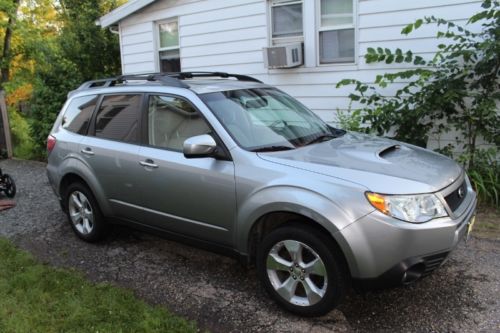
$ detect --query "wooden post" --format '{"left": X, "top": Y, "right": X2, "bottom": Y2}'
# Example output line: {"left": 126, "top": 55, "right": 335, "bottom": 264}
{"left": 0, "top": 90, "right": 13, "bottom": 158}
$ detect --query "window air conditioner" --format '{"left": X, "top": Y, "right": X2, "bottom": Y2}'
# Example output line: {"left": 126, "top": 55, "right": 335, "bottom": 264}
{"left": 263, "top": 43, "right": 303, "bottom": 69}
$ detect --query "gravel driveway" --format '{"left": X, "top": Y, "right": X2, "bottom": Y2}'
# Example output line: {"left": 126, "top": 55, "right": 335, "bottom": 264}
{"left": 1, "top": 159, "right": 499, "bottom": 333}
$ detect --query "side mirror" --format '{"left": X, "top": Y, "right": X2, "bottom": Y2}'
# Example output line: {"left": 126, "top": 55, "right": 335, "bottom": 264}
{"left": 183, "top": 134, "right": 218, "bottom": 158}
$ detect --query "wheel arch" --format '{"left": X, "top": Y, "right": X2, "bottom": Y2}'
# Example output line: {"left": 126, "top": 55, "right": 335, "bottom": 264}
{"left": 57, "top": 158, "right": 111, "bottom": 216}
{"left": 242, "top": 210, "right": 354, "bottom": 281}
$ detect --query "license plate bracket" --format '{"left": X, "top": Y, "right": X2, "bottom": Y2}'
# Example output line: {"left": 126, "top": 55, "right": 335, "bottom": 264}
{"left": 465, "top": 215, "right": 476, "bottom": 242}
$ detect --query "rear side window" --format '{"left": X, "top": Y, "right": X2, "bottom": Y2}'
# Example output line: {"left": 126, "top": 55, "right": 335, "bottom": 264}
{"left": 95, "top": 94, "right": 142, "bottom": 143}
{"left": 62, "top": 95, "right": 98, "bottom": 135}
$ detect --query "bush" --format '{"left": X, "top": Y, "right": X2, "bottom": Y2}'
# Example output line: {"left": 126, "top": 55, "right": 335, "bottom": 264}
{"left": 30, "top": 57, "right": 81, "bottom": 160}
{"left": 461, "top": 148, "right": 499, "bottom": 207}
{"left": 7, "top": 108, "right": 35, "bottom": 160}
{"left": 338, "top": 0, "right": 500, "bottom": 207}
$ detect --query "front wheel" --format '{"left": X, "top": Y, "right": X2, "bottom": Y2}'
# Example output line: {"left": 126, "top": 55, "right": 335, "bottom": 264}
{"left": 2, "top": 174, "right": 16, "bottom": 198}
{"left": 257, "top": 225, "right": 347, "bottom": 316}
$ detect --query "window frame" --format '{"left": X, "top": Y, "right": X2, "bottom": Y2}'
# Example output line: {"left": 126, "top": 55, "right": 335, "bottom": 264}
{"left": 60, "top": 94, "right": 99, "bottom": 136}
{"left": 155, "top": 17, "right": 181, "bottom": 72}
{"left": 89, "top": 93, "right": 144, "bottom": 145}
{"left": 142, "top": 93, "right": 231, "bottom": 159}
{"left": 268, "top": 0, "right": 304, "bottom": 46}
{"left": 315, "top": 0, "right": 357, "bottom": 66}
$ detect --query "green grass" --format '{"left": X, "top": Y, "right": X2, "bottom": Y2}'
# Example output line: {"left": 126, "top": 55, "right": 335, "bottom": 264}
{"left": 0, "top": 238, "right": 198, "bottom": 333}
{"left": 474, "top": 206, "right": 500, "bottom": 240}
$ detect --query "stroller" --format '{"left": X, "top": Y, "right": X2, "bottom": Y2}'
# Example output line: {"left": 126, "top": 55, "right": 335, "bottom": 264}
{"left": 0, "top": 168, "right": 16, "bottom": 198}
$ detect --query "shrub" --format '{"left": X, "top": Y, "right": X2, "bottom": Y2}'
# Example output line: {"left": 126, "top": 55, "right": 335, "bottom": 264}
{"left": 7, "top": 108, "right": 35, "bottom": 160}
{"left": 337, "top": 0, "right": 499, "bottom": 207}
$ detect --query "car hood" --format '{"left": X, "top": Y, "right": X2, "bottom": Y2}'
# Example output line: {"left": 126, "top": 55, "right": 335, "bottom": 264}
{"left": 257, "top": 132, "right": 462, "bottom": 194}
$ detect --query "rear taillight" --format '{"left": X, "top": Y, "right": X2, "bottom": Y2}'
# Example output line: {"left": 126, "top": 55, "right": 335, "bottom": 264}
{"left": 47, "top": 135, "right": 56, "bottom": 153}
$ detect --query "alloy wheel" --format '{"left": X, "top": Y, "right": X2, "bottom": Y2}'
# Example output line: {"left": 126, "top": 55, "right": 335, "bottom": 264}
{"left": 68, "top": 191, "right": 94, "bottom": 235}
{"left": 266, "top": 240, "right": 328, "bottom": 307}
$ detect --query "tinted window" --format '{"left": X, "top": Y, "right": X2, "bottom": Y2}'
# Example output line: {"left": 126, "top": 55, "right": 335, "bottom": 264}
{"left": 62, "top": 95, "right": 98, "bottom": 135}
{"left": 148, "top": 95, "right": 210, "bottom": 151}
{"left": 95, "top": 94, "right": 141, "bottom": 143}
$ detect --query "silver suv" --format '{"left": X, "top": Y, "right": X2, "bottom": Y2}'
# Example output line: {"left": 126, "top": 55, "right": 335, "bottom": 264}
{"left": 47, "top": 72, "right": 477, "bottom": 316}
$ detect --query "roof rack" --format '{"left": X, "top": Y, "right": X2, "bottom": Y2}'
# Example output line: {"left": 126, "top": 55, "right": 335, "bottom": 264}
{"left": 173, "top": 72, "right": 262, "bottom": 83}
{"left": 76, "top": 72, "right": 262, "bottom": 91}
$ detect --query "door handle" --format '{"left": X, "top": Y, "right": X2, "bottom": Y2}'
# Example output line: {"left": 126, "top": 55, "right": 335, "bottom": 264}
{"left": 81, "top": 148, "right": 94, "bottom": 156}
{"left": 139, "top": 160, "right": 158, "bottom": 168}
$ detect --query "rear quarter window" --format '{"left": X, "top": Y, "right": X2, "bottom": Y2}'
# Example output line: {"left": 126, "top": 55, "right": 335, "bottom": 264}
{"left": 62, "top": 95, "right": 98, "bottom": 135}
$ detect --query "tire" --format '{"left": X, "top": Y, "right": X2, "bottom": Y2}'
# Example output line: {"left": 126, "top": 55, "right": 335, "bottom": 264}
{"left": 2, "top": 174, "right": 16, "bottom": 198}
{"left": 64, "top": 182, "right": 109, "bottom": 242}
{"left": 256, "top": 224, "right": 347, "bottom": 317}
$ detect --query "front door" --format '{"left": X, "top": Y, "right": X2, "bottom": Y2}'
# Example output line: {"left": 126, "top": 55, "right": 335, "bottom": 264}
{"left": 136, "top": 94, "right": 236, "bottom": 246}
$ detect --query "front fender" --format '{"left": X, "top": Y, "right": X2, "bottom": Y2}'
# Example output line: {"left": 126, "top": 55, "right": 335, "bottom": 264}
{"left": 235, "top": 185, "right": 357, "bottom": 255}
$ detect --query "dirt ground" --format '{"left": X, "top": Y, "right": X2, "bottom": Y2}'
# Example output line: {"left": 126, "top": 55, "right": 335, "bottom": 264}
{"left": 1, "top": 159, "right": 499, "bottom": 333}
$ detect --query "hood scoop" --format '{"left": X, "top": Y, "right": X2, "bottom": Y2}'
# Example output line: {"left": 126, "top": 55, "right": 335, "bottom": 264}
{"left": 378, "top": 144, "right": 402, "bottom": 159}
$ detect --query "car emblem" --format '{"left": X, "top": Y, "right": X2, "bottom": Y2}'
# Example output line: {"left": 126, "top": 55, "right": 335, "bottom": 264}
{"left": 458, "top": 187, "right": 465, "bottom": 198}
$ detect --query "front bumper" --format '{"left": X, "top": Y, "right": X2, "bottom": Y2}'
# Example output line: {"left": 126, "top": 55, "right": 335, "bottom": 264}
{"left": 336, "top": 189, "right": 477, "bottom": 288}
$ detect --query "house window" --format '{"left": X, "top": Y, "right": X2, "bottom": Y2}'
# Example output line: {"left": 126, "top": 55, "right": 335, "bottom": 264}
{"left": 270, "top": 0, "right": 303, "bottom": 45}
{"left": 318, "top": 0, "right": 355, "bottom": 64}
{"left": 158, "top": 19, "right": 180, "bottom": 72}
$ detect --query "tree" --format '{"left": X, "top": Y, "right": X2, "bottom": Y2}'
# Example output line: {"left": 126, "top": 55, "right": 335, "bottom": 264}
{"left": 58, "top": 0, "right": 122, "bottom": 80}
{"left": 0, "top": 0, "right": 21, "bottom": 90}
{"left": 29, "top": 0, "right": 124, "bottom": 158}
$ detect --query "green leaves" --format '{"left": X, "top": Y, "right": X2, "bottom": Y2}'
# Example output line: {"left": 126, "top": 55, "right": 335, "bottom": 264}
{"left": 365, "top": 47, "right": 424, "bottom": 66}
{"left": 401, "top": 19, "right": 424, "bottom": 35}
{"left": 338, "top": 0, "right": 500, "bottom": 207}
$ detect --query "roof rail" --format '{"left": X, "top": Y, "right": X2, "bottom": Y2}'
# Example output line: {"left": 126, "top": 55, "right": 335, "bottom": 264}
{"left": 75, "top": 71, "right": 262, "bottom": 91}
{"left": 173, "top": 72, "right": 263, "bottom": 83}
{"left": 118, "top": 73, "right": 189, "bottom": 88}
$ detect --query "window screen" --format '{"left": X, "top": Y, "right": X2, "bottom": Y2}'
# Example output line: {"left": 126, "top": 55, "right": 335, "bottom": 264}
{"left": 158, "top": 20, "right": 180, "bottom": 72}
{"left": 62, "top": 95, "right": 98, "bottom": 135}
{"left": 271, "top": 3, "right": 303, "bottom": 38}
{"left": 319, "top": 29, "right": 355, "bottom": 63}
{"left": 95, "top": 95, "right": 141, "bottom": 143}
{"left": 319, "top": 0, "right": 355, "bottom": 64}
{"left": 159, "top": 21, "right": 179, "bottom": 49}
{"left": 148, "top": 95, "right": 210, "bottom": 151}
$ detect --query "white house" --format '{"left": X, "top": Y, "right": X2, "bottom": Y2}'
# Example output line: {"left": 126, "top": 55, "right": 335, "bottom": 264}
{"left": 98, "top": 0, "right": 482, "bottom": 138}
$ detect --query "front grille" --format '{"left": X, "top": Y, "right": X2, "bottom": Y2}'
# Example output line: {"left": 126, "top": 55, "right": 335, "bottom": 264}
{"left": 422, "top": 252, "right": 449, "bottom": 276}
{"left": 444, "top": 180, "right": 467, "bottom": 212}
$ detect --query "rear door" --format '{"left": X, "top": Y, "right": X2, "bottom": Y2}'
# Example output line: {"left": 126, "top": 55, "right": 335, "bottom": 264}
{"left": 79, "top": 93, "right": 145, "bottom": 219}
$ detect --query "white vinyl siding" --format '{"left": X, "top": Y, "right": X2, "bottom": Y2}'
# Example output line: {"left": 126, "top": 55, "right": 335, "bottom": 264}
{"left": 118, "top": 0, "right": 483, "bottom": 149}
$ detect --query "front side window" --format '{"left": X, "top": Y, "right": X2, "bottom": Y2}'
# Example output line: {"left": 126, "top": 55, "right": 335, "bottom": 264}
{"left": 318, "top": 0, "right": 355, "bottom": 64}
{"left": 270, "top": 0, "right": 303, "bottom": 45}
{"left": 200, "top": 88, "right": 342, "bottom": 151}
{"left": 148, "top": 95, "right": 210, "bottom": 151}
{"left": 62, "top": 95, "right": 98, "bottom": 135}
{"left": 158, "top": 19, "right": 180, "bottom": 72}
{"left": 95, "top": 94, "right": 141, "bottom": 143}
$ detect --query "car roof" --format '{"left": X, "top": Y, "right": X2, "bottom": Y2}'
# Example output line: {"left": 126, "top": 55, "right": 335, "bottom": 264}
{"left": 69, "top": 72, "right": 270, "bottom": 97}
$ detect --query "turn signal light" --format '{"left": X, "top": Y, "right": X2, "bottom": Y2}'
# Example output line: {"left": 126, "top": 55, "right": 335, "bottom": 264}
{"left": 366, "top": 192, "right": 389, "bottom": 214}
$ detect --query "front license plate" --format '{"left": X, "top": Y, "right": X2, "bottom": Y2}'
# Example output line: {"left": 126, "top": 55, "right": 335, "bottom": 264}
{"left": 465, "top": 215, "right": 476, "bottom": 242}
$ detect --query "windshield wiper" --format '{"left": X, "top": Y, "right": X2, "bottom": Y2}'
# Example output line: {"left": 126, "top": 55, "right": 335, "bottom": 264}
{"left": 251, "top": 145, "right": 295, "bottom": 152}
{"left": 304, "top": 134, "right": 337, "bottom": 146}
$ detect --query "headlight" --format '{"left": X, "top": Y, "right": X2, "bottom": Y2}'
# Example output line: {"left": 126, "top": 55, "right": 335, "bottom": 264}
{"left": 366, "top": 192, "right": 448, "bottom": 223}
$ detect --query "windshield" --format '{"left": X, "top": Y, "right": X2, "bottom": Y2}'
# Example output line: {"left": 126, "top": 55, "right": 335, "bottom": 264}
{"left": 199, "top": 88, "right": 344, "bottom": 152}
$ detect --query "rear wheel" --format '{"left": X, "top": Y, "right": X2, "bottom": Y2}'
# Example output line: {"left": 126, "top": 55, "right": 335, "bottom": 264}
{"left": 2, "top": 174, "right": 16, "bottom": 198}
{"left": 257, "top": 225, "right": 347, "bottom": 316}
{"left": 65, "top": 182, "right": 109, "bottom": 242}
